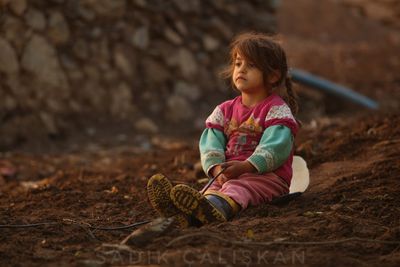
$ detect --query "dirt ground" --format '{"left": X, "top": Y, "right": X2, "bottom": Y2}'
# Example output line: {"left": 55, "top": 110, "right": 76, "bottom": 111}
{"left": 1, "top": 1, "right": 400, "bottom": 266}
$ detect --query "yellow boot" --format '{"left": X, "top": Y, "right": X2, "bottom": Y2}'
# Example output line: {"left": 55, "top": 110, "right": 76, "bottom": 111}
{"left": 147, "top": 174, "right": 190, "bottom": 228}
{"left": 170, "top": 184, "right": 240, "bottom": 225}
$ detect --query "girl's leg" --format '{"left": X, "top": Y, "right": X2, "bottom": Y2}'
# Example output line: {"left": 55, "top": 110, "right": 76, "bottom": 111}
{"left": 202, "top": 178, "right": 241, "bottom": 218}
{"left": 200, "top": 178, "right": 222, "bottom": 192}
{"left": 169, "top": 173, "right": 285, "bottom": 224}
{"left": 218, "top": 172, "right": 289, "bottom": 209}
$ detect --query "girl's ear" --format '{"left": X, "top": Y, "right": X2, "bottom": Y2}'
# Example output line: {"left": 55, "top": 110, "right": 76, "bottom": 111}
{"left": 267, "top": 70, "right": 281, "bottom": 85}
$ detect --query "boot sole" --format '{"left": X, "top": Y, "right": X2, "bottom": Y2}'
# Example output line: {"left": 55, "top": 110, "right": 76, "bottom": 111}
{"left": 170, "top": 184, "right": 226, "bottom": 224}
{"left": 147, "top": 174, "right": 189, "bottom": 228}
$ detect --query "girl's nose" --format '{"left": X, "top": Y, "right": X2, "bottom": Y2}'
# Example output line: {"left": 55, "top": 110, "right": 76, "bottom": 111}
{"left": 239, "top": 64, "right": 247, "bottom": 73}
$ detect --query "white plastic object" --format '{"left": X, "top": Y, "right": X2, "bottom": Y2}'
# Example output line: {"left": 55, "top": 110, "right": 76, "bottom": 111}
{"left": 289, "top": 156, "right": 310, "bottom": 193}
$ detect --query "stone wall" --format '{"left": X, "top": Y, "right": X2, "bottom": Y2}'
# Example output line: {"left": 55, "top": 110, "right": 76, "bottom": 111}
{"left": 0, "top": 0, "right": 278, "bottom": 148}
{"left": 343, "top": 0, "right": 400, "bottom": 29}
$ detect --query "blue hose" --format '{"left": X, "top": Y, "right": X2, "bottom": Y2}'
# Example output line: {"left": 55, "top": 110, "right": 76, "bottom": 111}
{"left": 290, "top": 68, "right": 379, "bottom": 110}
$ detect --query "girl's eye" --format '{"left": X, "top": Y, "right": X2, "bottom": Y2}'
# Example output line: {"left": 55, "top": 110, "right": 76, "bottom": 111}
{"left": 248, "top": 63, "right": 255, "bottom": 68}
{"left": 235, "top": 62, "right": 241, "bottom": 67}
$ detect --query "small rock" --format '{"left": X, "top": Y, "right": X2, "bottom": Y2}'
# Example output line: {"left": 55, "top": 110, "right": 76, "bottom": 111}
{"left": 103, "top": 69, "right": 118, "bottom": 83}
{"left": 253, "top": 12, "right": 276, "bottom": 32}
{"left": 113, "top": 46, "right": 133, "bottom": 76}
{"left": 0, "top": 37, "right": 19, "bottom": 74}
{"left": 39, "top": 112, "right": 58, "bottom": 135}
{"left": 24, "top": 8, "right": 46, "bottom": 31}
{"left": 203, "top": 35, "right": 220, "bottom": 51}
{"left": 68, "top": 100, "right": 82, "bottom": 112}
{"left": 47, "top": 11, "right": 70, "bottom": 44}
{"left": 164, "top": 27, "right": 182, "bottom": 45}
{"left": 159, "top": 43, "right": 180, "bottom": 67}
{"left": 21, "top": 34, "right": 67, "bottom": 88}
{"left": 46, "top": 98, "right": 67, "bottom": 113}
{"left": 76, "top": 1, "right": 96, "bottom": 21}
{"left": 174, "top": 20, "right": 188, "bottom": 35}
{"left": 134, "top": 118, "right": 159, "bottom": 134}
{"left": 86, "top": 127, "right": 96, "bottom": 136}
{"left": 166, "top": 94, "right": 193, "bottom": 122}
{"left": 178, "top": 48, "right": 197, "bottom": 78}
{"left": 80, "top": 82, "right": 106, "bottom": 110}
{"left": 110, "top": 83, "right": 133, "bottom": 118}
{"left": 172, "top": 0, "right": 200, "bottom": 12}
{"left": 87, "top": 0, "right": 126, "bottom": 18}
{"left": 210, "top": 17, "right": 233, "bottom": 40}
{"left": 0, "top": 160, "right": 17, "bottom": 179}
{"left": 116, "top": 134, "right": 127, "bottom": 142}
{"left": 72, "top": 39, "right": 89, "bottom": 60}
{"left": 0, "top": 0, "right": 11, "bottom": 7}
{"left": 83, "top": 65, "right": 100, "bottom": 81}
{"left": 3, "top": 94, "right": 17, "bottom": 110}
{"left": 8, "top": 0, "right": 27, "bottom": 16}
{"left": 131, "top": 26, "right": 149, "bottom": 49}
{"left": 268, "top": 0, "right": 281, "bottom": 9}
{"left": 121, "top": 217, "right": 175, "bottom": 246}
{"left": 5, "top": 74, "right": 24, "bottom": 99}
{"left": 3, "top": 15, "right": 26, "bottom": 52}
{"left": 143, "top": 58, "right": 170, "bottom": 83}
{"left": 92, "top": 38, "right": 111, "bottom": 71}
{"left": 196, "top": 52, "right": 210, "bottom": 65}
{"left": 90, "top": 27, "right": 102, "bottom": 39}
{"left": 174, "top": 81, "right": 200, "bottom": 101}
{"left": 330, "top": 204, "right": 342, "bottom": 211}
{"left": 132, "top": 0, "right": 146, "bottom": 7}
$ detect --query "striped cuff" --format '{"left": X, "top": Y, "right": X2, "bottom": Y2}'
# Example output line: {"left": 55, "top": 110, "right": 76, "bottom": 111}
{"left": 201, "top": 151, "right": 225, "bottom": 177}
{"left": 247, "top": 155, "right": 266, "bottom": 173}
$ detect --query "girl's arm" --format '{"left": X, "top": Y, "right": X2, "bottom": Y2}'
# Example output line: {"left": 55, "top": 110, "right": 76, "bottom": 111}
{"left": 221, "top": 125, "right": 293, "bottom": 179}
{"left": 246, "top": 125, "right": 293, "bottom": 174}
{"left": 199, "top": 128, "right": 227, "bottom": 178}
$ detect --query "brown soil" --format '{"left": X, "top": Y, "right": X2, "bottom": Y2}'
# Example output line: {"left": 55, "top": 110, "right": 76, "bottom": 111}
{"left": 1, "top": 1, "right": 399, "bottom": 266}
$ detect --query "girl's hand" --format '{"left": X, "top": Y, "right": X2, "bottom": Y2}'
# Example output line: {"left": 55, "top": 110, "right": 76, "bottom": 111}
{"left": 221, "top": 160, "right": 256, "bottom": 180}
{"left": 210, "top": 164, "right": 229, "bottom": 186}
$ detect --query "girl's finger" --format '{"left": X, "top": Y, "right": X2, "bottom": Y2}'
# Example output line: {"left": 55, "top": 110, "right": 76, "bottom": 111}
{"left": 221, "top": 162, "right": 234, "bottom": 168}
{"left": 217, "top": 175, "right": 228, "bottom": 185}
{"left": 223, "top": 166, "right": 235, "bottom": 178}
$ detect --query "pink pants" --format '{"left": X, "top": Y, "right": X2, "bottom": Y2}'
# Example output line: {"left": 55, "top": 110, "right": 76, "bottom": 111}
{"left": 203, "top": 172, "right": 289, "bottom": 209}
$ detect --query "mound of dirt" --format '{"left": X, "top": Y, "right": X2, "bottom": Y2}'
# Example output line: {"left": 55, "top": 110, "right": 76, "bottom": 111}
{"left": 0, "top": 110, "right": 399, "bottom": 266}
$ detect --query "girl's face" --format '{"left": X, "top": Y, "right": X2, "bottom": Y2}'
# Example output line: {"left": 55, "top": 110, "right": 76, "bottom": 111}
{"left": 232, "top": 54, "right": 264, "bottom": 94}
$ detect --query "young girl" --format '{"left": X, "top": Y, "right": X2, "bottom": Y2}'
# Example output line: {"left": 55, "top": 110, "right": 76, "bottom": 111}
{"left": 147, "top": 32, "right": 299, "bottom": 227}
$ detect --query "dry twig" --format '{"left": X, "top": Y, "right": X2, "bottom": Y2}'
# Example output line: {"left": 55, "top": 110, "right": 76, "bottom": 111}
{"left": 166, "top": 232, "right": 400, "bottom": 248}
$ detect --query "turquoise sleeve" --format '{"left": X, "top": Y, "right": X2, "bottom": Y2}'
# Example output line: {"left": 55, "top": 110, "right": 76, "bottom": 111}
{"left": 247, "top": 125, "right": 293, "bottom": 173}
{"left": 199, "top": 128, "right": 227, "bottom": 177}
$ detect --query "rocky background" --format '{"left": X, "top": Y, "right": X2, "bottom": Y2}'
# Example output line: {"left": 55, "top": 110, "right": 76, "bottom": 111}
{"left": 343, "top": 0, "right": 400, "bottom": 29}
{"left": 0, "top": 0, "right": 278, "bottom": 149}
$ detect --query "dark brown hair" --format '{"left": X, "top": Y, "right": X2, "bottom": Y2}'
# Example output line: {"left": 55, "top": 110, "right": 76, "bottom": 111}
{"left": 221, "top": 32, "right": 298, "bottom": 115}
